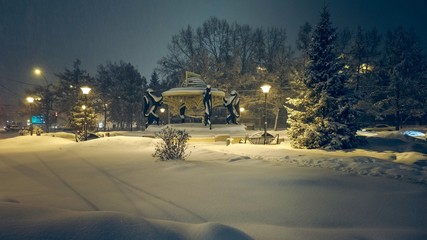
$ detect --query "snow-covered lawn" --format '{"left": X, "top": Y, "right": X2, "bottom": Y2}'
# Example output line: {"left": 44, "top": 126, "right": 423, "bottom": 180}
{"left": 0, "top": 130, "right": 426, "bottom": 240}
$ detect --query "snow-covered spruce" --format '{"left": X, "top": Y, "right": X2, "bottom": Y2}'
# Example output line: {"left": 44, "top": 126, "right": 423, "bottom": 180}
{"left": 287, "top": 7, "right": 360, "bottom": 150}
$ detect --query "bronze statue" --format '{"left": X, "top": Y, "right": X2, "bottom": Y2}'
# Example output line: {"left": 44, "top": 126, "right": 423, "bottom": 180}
{"left": 224, "top": 90, "right": 240, "bottom": 124}
{"left": 203, "top": 85, "right": 212, "bottom": 129}
{"left": 143, "top": 88, "right": 163, "bottom": 128}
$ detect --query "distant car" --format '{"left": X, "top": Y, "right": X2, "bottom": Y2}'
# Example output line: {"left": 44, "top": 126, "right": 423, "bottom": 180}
{"left": 362, "top": 124, "right": 395, "bottom": 132}
{"left": 4, "top": 125, "right": 21, "bottom": 132}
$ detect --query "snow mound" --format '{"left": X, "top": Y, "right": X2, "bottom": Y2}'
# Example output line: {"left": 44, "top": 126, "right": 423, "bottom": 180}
{"left": 77, "top": 136, "right": 158, "bottom": 149}
{"left": 145, "top": 123, "right": 246, "bottom": 136}
{"left": 0, "top": 135, "right": 74, "bottom": 153}
{"left": 210, "top": 134, "right": 427, "bottom": 185}
{"left": 278, "top": 155, "right": 427, "bottom": 185}
{"left": 0, "top": 202, "right": 252, "bottom": 240}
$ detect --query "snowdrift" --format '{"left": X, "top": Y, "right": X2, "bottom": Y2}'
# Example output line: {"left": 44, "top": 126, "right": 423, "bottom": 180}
{"left": 0, "top": 201, "right": 252, "bottom": 240}
{"left": 1, "top": 131, "right": 427, "bottom": 240}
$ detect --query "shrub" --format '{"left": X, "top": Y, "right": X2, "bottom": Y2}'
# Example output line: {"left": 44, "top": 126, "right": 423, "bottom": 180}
{"left": 153, "top": 127, "right": 191, "bottom": 161}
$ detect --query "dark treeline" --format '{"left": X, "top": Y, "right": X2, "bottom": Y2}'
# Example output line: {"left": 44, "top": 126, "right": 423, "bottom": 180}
{"left": 158, "top": 16, "right": 427, "bottom": 132}
{"left": 25, "top": 13, "right": 426, "bottom": 133}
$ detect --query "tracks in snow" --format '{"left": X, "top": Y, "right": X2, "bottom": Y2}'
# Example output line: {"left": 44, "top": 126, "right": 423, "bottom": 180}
{"left": 77, "top": 156, "right": 206, "bottom": 222}
{"left": 17, "top": 149, "right": 206, "bottom": 222}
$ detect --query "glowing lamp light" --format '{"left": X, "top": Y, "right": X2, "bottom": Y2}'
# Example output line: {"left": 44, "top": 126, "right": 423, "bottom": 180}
{"left": 34, "top": 68, "right": 42, "bottom": 75}
{"left": 359, "top": 63, "right": 374, "bottom": 74}
{"left": 260, "top": 84, "right": 271, "bottom": 94}
{"left": 26, "top": 97, "right": 35, "bottom": 103}
{"left": 240, "top": 107, "right": 245, "bottom": 113}
{"left": 82, "top": 105, "right": 87, "bottom": 110}
{"left": 80, "top": 86, "right": 91, "bottom": 95}
{"left": 160, "top": 108, "right": 165, "bottom": 113}
{"left": 257, "top": 66, "right": 267, "bottom": 72}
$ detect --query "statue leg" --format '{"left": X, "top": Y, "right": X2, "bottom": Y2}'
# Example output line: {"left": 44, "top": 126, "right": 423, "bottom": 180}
{"left": 205, "top": 113, "right": 212, "bottom": 129}
{"left": 148, "top": 114, "right": 154, "bottom": 126}
{"left": 204, "top": 113, "right": 208, "bottom": 126}
{"left": 232, "top": 116, "right": 238, "bottom": 125}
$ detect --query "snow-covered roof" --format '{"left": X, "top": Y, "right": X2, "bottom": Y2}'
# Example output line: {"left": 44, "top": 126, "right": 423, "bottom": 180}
{"left": 184, "top": 77, "right": 207, "bottom": 88}
{"left": 162, "top": 87, "right": 225, "bottom": 97}
{"left": 162, "top": 77, "right": 225, "bottom": 97}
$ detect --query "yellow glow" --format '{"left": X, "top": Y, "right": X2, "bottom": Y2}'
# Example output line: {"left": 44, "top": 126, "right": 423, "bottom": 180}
{"left": 80, "top": 86, "right": 91, "bottom": 95}
{"left": 359, "top": 63, "right": 374, "bottom": 73}
{"left": 26, "top": 97, "right": 34, "bottom": 103}
{"left": 82, "top": 105, "right": 86, "bottom": 110}
{"left": 260, "top": 84, "right": 271, "bottom": 94}
{"left": 160, "top": 108, "right": 165, "bottom": 113}
{"left": 240, "top": 107, "right": 245, "bottom": 113}
{"left": 256, "top": 66, "right": 267, "bottom": 73}
{"left": 34, "top": 68, "right": 42, "bottom": 75}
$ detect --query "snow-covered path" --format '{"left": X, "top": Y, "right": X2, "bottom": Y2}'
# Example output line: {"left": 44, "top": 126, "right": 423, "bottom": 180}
{"left": 1, "top": 135, "right": 427, "bottom": 239}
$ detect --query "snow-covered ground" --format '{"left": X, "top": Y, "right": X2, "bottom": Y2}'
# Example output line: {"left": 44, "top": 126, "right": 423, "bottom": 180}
{"left": 0, "top": 128, "right": 427, "bottom": 240}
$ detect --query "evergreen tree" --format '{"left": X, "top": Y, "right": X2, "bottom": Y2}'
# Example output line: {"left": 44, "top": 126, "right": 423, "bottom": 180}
{"left": 375, "top": 28, "right": 426, "bottom": 129}
{"left": 95, "top": 61, "right": 145, "bottom": 130}
{"left": 287, "top": 7, "right": 359, "bottom": 150}
{"left": 296, "top": 22, "right": 312, "bottom": 56}
{"left": 55, "top": 59, "right": 95, "bottom": 128}
{"left": 69, "top": 99, "right": 96, "bottom": 132}
{"left": 149, "top": 71, "right": 161, "bottom": 90}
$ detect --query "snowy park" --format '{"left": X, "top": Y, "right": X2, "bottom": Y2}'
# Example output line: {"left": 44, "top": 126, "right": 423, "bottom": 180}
{"left": 1, "top": 127, "right": 427, "bottom": 240}
{"left": 1, "top": 1, "right": 427, "bottom": 239}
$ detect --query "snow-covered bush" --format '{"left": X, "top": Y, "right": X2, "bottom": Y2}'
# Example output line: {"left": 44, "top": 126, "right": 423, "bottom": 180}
{"left": 153, "top": 127, "right": 191, "bottom": 161}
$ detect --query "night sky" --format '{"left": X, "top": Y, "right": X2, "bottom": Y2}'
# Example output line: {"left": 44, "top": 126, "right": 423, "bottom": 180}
{"left": 1, "top": 0, "right": 426, "bottom": 106}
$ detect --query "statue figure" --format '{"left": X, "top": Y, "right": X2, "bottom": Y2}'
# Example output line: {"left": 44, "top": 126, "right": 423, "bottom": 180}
{"left": 224, "top": 90, "right": 240, "bottom": 124}
{"left": 179, "top": 102, "right": 186, "bottom": 123}
{"left": 203, "top": 85, "right": 212, "bottom": 129}
{"left": 143, "top": 88, "right": 163, "bottom": 128}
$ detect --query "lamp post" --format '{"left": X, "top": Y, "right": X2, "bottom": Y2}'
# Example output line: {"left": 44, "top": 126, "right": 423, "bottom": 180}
{"left": 160, "top": 108, "right": 165, "bottom": 125}
{"left": 239, "top": 107, "right": 245, "bottom": 124}
{"left": 104, "top": 103, "right": 108, "bottom": 131}
{"left": 26, "top": 97, "right": 34, "bottom": 136}
{"left": 33, "top": 67, "right": 53, "bottom": 133}
{"left": 260, "top": 84, "right": 271, "bottom": 145}
{"left": 80, "top": 86, "right": 91, "bottom": 141}
{"left": 167, "top": 105, "right": 171, "bottom": 124}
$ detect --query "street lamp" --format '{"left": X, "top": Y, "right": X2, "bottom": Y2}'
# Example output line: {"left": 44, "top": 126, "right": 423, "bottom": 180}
{"left": 80, "top": 86, "right": 91, "bottom": 95}
{"left": 160, "top": 108, "right": 166, "bottom": 125}
{"left": 34, "top": 68, "right": 49, "bottom": 86}
{"left": 26, "top": 96, "right": 35, "bottom": 103}
{"left": 260, "top": 84, "right": 271, "bottom": 144}
{"left": 81, "top": 86, "right": 91, "bottom": 141}
{"left": 33, "top": 67, "right": 52, "bottom": 132}
{"left": 26, "top": 97, "right": 35, "bottom": 136}
{"left": 104, "top": 103, "right": 108, "bottom": 131}
{"left": 239, "top": 107, "right": 245, "bottom": 124}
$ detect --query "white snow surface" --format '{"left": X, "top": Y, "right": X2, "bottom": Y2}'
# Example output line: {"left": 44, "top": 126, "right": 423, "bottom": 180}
{"left": 1, "top": 129, "right": 427, "bottom": 240}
